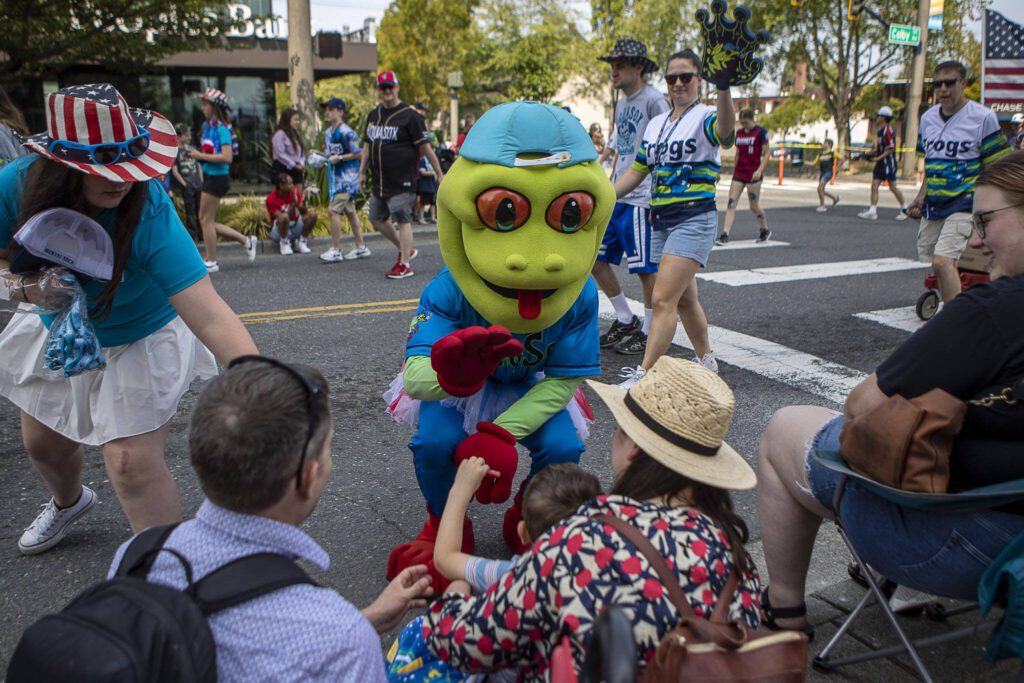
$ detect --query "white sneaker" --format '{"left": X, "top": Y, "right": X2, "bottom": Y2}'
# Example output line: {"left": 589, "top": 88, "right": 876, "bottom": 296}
{"left": 344, "top": 245, "right": 372, "bottom": 260}
{"left": 857, "top": 209, "right": 878, "bottom": 220}
{"left": 618, "top": 366, "right": 646, "bottom": 389}
{"left": 245, "top": 235, "right": 258, "bottom": 262}
{"left": 296, "top": 237, "right": 312, "bottom": 254}
{"left": 815, "top": 205, "right": 828, "bottom": 213}
{"left": 895, "top": 211, "right": 908, "bottom": 221}
{"left": 693, "top": 351, "right": 719, "bottom": 374}
{"left": 279, "top": 240, "right": 293, "bottom": 255}
{"left": 204, "top": 260, "right": 219, "bottom": 273}
{"left": 320, "top": 248, "right": 345, "bottom": 263}
{"left": 19, "top": 486, "right": 97, "bottom": 555}
{"left": 409, "top": 248, "right": 419, "bottom": 262}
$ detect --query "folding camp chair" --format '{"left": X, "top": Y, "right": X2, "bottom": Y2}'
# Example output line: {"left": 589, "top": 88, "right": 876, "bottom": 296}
{"left": 809, "top": 448, "right": 1024, "bottom": 683}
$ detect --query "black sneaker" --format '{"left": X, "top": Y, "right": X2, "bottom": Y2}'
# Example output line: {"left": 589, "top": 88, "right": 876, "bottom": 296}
{"left": 757, "top": 228, "right": 772, "bottom": 242}
{"left": 600, "top": 315, "right": 640, "bottom": 348}
{"left": 614, "top": 328, "right": 647, "bottom": 355}
{"left": 715, "top": 232, "right": 730, "bottom": 246}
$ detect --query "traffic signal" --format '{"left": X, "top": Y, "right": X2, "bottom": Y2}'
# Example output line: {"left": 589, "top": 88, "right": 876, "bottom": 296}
{"left": 848, "top": 0, "right": 865, "bottom": 20}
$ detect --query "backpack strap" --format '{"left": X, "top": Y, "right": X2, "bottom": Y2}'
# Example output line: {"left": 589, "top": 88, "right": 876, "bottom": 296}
{"left": 115, "top": 524, "right": 180, "bottom": 578}
{"left": 192, "top": 553, "right": 318, "bottom": 615}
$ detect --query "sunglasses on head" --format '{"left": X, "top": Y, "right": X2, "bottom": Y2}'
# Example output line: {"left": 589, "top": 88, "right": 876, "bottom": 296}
{"left": 665, "top": 72, "right": 697, "bottom": 86}
{"left": 933, "top": 77, "right": 961, "bottom": 89}
{"left": 227, "top": 355, "right": 324, "bottom": 489}
{"left": 47, "top": 129, "right": 151, "bottom": 166}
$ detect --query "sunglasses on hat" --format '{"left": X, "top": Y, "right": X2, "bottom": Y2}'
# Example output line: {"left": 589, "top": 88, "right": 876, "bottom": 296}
{"left": 665, "top": 72, "right": 698, "bottom": 85}
{"left": 47, "top": 129, "right": 151, "bottom": 166}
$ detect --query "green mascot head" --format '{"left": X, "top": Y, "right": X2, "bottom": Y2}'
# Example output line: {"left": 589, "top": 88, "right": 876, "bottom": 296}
{"left": 437, "top": 102, "right": 614, "bottom": 334}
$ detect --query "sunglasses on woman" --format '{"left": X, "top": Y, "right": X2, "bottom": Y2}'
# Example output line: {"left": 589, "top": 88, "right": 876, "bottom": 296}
{"left": 971, "top": 204, "right": 1024, "bottom": 239}
{"left": 47, "top": 129, "right": 151, "bottom": 166}
{"left": 665, "top": 72, "right": 698, "bottom": 86}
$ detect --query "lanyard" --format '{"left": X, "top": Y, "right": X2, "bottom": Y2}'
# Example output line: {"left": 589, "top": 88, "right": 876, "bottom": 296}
{"left": 653, "top": 102, "right": 699, "bottom": 167}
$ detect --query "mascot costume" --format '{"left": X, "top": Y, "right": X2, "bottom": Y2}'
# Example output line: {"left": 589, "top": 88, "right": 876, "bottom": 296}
{"left": 384, "top": 102, "right": 615, "bottom": 587}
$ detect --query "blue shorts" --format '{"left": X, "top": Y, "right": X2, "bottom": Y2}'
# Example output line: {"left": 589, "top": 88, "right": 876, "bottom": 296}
{"left": 819, "top": 170, "right": 833, "bottom": 184}
{"left": 806, "top": 414, "right": 1024, "bottom": 600}
{"left": 270, "top": 218, "right": 303, "bottom": 242}
{"left": 872, "top": 158, "right": 897, "bottom": 182}
{"left": 597, "top": 203, "right": 658, "bottom": 274}
{"left": 650, "top": 210, "right": 717, "bottom": 267}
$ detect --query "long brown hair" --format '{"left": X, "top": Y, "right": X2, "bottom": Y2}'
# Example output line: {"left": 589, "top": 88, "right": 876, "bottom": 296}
{"left": 611, "top": 451, "right": 754, "bottom": 577}
{"left": 275, "top": 108, "right": 305, "bottom": 154}
{"left": 16, "top": 157, "right": 148, "bottom": 319}
{"left": 0, "top": 85, "right": 28, "bottom": 135}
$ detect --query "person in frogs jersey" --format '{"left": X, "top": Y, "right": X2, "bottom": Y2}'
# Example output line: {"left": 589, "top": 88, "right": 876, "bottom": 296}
{"left": 907, "top": 60, "right": 1011, "bottom": 303}
{"left": 612, "top": 49, "right": 736, "bottom": 388}
{"left": 717, "top": 109, "right": 771, "bottom": 244}
{"left": 858, "top": 106, "right": 909, "bottom": 222}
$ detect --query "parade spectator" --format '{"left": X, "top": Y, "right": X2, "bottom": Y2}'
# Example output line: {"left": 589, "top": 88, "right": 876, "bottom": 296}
{"left": 422, "top": 357, "right": 760, "bottom": 680}
{"left": 271, "top": 108, "right": 306, "bottom": 186}
{"left": 613, "top": 49, "right": 736, "bottom": 386}
{"left": 813, "top": 139, "right": 841, "bottom": 213}
{"left": 453, "top": 114, "right": 475, "bottom": 154}
{"left": 190, "top": 88, "right": 257, "bottom": 273}
{"left": 107, "top": 357, "right": 433, "bottom": 682}
{"left": 906, "top": 61, "right": 1012, "bottom": 303}
{"left": 1012, "top": 113, "right": 1024, "bottom": 151}
{"left": 717, "top": 109, "right": 771, "bottom": 244}
{"left": 0, "top": 85, "right": 28, "bottom": 167}
{"left": 757, "top": 151, "right": 1024, "bottom": 638}
{"left": 857, "top": 105, "right": 909, "bottom": 221}
{"left": 320, "top": 97, "right": 369, "bottom": 263}
{"left": 359, "top": 70, "right": 444, "bottom": 279}
{"left": 594, "top": 39, "right": 670, "bottom": 358}
{"left": 266, "top": 173, "right": 317, "bottom": 255}
{"left": 171, "top": 123, "right": 203, "bottom": 240}
{"left": 0, "top": 84, "right": 258, "bottom": 553}
{"left": 415, "top": 154, "right": 438, "bottom": 224}
{"left": 415, "top": 102, "right": 439, "bottom": 147}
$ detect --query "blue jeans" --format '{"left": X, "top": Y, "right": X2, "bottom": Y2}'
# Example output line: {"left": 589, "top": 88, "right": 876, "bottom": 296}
{"left": 807, "top": 414, "right": 1024, "bottom": 600}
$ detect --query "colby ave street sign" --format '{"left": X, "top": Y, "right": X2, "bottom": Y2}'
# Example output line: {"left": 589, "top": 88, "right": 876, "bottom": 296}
{"left": 888, "top": 24, "right": 921, "bottom": 46}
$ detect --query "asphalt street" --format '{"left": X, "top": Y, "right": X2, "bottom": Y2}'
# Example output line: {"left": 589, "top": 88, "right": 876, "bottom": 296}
{"left": 0, "top": 176, "right": 1009, "bottom": 679}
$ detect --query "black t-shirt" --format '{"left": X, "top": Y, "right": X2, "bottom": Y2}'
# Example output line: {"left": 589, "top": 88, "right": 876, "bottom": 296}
{"left": 363, "top": 103, "right": 428, "bottom": 199}
{"left": 876, "top": 274, "right": 1024, "bottom": 494}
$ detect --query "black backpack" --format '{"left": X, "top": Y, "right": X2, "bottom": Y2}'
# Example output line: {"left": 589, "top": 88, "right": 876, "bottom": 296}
{"left": 7, "top": 524, "right": 316, "bottom": 683}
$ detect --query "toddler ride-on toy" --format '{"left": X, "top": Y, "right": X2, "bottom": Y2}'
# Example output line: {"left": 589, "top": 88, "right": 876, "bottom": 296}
{"left": 915, "top": 244, "right": 990, "bottom": 320}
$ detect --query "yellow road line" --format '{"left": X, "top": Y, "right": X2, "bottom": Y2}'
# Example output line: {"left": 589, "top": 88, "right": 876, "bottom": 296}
{"left": 238, "top": 298, "right": 420, "bottom": 319}
{"left": 242, "top": 305, "right": 417, "bottom": 325}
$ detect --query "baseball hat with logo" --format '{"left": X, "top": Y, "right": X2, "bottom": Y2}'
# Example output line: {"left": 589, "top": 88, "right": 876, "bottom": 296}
{"left": 377, "top": 71, "right": 399, "bottom": 88}
{"left": 323, "top": 97, "right": 347, "bottom": 111}
{"left": 458, "top": 101, "right": 597, "bottom": 169}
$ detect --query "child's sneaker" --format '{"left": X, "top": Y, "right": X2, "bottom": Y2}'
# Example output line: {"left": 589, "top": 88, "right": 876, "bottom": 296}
{"left": 319, "top": 248, "right": 344, "bottom": 263}
{"left": 344, "top": 245, "right": 372, "bottom": 259}
{"left": 715, "top": 232, "right": 730, "bottom": 246}
{"left": 693, "top": 351, "right": 719, "bottom": 374}
{"left": 204, "top": 260, "right": 219, "bottom": 273}
{"left": 757, "top": 228, "right": 772, "bottom": 243}
{"left": 279, "top": 240, "right": 293, "bottom": 255}
{"left": 617, "top": 366, "right": 646, "bottom": 389}
{"left": 295, "top": 237, "right": 312, "bottom": 254}
{"left": 245, "top": 235, "right": 258, "bottom": 262}
{"left": 815, "top": 205, "right": 828, "bottom": 213}
{"left": 857, "top": 209, "right": 878, "bottom": 220}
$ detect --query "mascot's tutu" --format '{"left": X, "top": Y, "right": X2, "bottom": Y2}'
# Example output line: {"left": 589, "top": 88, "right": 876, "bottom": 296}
{"left": 384, "top": 369, "right": 594, "bottom": 441}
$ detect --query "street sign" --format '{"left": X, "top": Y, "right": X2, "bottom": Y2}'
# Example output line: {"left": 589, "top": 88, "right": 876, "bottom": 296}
{"left": 888, "top": 24, "right": 921, "bottom": 46}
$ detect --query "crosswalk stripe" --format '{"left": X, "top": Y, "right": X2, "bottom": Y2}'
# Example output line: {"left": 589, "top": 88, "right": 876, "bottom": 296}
{"left": 853, "top": 306, "right": 926, "bottom": 333}
{"left": 712, "top": 239, "right": 790, "bottom": 251}
{"left": 698, "top": 257, "right": 928, "bottom": 287}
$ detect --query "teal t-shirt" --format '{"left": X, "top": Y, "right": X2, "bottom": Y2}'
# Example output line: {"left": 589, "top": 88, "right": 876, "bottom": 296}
{"left": 199, "top": 122, "right": 233, "bottom": 177}
{"left": 0, "top": 155, "right": 208, "bottom": 347}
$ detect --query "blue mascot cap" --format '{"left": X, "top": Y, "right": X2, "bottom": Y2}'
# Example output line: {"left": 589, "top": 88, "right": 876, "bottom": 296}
{"left": 458, "top": 101, "right": 597, "bottom": 169}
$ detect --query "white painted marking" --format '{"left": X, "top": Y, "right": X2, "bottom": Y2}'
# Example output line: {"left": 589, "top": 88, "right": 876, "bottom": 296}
{"left": 853, "top": 306, "right": 926, "bottom": 333}
{"left": 599, "top": 294, "right": 864, "bottom": 406}
{"left": 698, "top": 257, "right": 929, "bottom": 287}
{"left": 712, "top": 239, "right": 790, "bottom": 251}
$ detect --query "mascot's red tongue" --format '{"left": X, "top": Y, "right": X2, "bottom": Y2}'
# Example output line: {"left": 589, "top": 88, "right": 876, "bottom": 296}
{"left": 517, "top": 289, "right": 542, "bottom": 320}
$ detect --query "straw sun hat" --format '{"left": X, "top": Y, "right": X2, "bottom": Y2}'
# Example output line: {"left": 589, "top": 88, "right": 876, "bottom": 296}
{"left": 587, "top": 357, "right": 757, "bottom": 490}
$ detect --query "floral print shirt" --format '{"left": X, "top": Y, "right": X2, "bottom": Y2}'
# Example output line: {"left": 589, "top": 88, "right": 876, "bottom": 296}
{"left": 422, "top": 495, "right": 762, "bottom": 681}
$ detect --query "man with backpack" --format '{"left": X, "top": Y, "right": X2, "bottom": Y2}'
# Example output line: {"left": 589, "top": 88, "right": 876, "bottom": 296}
{"left": 8, "top": 357, "right": 432, "bottom": 683}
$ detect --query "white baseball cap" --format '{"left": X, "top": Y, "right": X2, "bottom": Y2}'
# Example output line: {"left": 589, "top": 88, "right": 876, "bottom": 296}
{"left": 877, "top": 106, "right": 894, "bottom": 118}
{"left": 1012, "top": 113, "right": 1024, "bottom": 124}
{"left": 11, "top": 208, "right": 114, "bottom": 281}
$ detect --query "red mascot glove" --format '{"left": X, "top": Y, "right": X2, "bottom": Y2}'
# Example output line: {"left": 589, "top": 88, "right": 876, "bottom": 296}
{"left": 454, "top": 422, "right": 519, "bottom": 504}
{"left": 431, "top": 325, "right": 523, "bottom": 397}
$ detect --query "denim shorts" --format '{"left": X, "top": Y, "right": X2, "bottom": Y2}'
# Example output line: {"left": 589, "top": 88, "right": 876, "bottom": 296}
{"left": 650, "top": 210, "right": 717, "bottom": 267}
{"left": 819, "top": 170, "right": 833, "bottom": 184}
{"left": 806, "top": 414, "right": 1024, "bottom": 600}
{"left": 270, "top": 218, "right": 303, "bottom": 242}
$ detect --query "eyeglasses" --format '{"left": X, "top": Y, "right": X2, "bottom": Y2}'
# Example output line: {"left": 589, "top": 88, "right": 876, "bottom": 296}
{"left": 971, "top": 203, "right": 1024, "bottom": 239}
{"left": 47, "top": 129, "right": 151, "bottom": 166}
{"left": 227, "top": 355, "right": 323, "bottom": 489}
{"left": 933, "top": 78, "right": 961, "bottom": 89}
{"left": 665, "top": 72, "right": 697, "bottom": 86}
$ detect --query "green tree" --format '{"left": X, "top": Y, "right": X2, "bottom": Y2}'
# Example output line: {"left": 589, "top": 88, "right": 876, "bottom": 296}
{"left": 760, "top": 94, "right": 827, "bottom": 136}
{"left": 0, "top": 0, "right": 236, "bottom": 87}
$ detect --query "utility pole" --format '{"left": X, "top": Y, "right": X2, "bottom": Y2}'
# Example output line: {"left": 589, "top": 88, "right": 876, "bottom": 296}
{"left": 902, "top": 0, "right": 929, "bottom": 179}
{"left": 287, "top": 0, "right": 316, "bottom": 135}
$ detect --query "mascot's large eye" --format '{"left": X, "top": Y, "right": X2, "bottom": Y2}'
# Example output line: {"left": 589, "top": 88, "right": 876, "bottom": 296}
{"left": 475, "top": 188, "right": 531, "bottom": 232}
{"left": 545, "top": 192, "right": 594, "bottom": 233}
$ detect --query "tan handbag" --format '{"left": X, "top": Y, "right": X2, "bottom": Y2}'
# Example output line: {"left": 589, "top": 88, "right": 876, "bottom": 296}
{"left": 839, "top": 388, "right": 966, "bottom": 493}
{"left": 596, "top": 514, "right": 808, "bottom": 683}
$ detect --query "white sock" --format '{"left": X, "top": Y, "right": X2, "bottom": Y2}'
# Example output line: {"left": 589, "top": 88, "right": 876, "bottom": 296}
{"left": 869, "top": 205, "right": 877, "bottom": 212}
{"left": 643, "top": 308, "right": 653, "bottom": 335}
{"left": 609, "top": 293, "right": 633, "bottom": 324}
{"left": 900, "top": 204, "right": 908, "bottom": 210}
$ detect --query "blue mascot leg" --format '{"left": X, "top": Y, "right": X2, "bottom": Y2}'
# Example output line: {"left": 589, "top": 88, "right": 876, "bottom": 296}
{"left": 518, "top": 408, "right": 585, "bottom": 480}
{"left": 409, "top": 401, "right": 467, "bottom": 517}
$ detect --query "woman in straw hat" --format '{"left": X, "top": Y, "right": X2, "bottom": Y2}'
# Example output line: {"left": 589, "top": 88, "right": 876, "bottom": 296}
{"left": 0, "top": 84, "right": 257, "bottom": 555}
{"left": 420, "top": 356, "right": 761, "bottom": 681}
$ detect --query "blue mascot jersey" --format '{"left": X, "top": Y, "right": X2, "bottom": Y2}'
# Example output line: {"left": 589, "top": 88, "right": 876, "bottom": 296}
{"left": 406, "top": 268, "right": 601, "bottom": 382}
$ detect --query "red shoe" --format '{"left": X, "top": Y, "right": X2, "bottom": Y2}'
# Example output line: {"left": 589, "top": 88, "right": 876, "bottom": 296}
{"left": 387, "top": 512, "right": 474, "bottom": 591}
{"left": 502, "top": 484, "right": 530, "bottom": 555}
{"left": 386, "top": 262, "right": 414, "bottom": 279}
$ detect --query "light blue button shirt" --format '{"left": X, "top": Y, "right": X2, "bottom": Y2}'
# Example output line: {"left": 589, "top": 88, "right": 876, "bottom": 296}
{"left": 109, "top": 500, "right": 387, "bottom": 683}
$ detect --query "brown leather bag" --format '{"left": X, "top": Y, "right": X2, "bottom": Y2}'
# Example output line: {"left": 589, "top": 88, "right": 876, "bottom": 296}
{"left": 596, "top": 514, "right": 808, "bottom": 683}
{"left": 839, "top": 388, "right": 966, "bottom": 493}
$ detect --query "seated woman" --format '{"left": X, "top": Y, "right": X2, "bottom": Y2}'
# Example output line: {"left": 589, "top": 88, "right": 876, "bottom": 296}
{"left": 757, "top": 150, "right": 1024, "bottom": 636}
{"left": 421, "top": 356, "right": 761, "bottom": 681}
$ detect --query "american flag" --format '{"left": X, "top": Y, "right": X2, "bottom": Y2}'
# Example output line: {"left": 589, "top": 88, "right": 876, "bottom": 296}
{"left": 983, "top": 10, "right": 1024, "bottom": 114}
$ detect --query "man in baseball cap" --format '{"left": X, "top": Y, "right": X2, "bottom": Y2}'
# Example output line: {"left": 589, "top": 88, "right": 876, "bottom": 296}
{"left": 320, "top": 97, "right": 369, "bottom": 263}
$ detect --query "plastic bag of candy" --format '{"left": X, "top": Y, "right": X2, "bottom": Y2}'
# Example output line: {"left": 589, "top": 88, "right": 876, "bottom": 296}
{"left": 39, "top": 271, "right": 106, "bottom": 377}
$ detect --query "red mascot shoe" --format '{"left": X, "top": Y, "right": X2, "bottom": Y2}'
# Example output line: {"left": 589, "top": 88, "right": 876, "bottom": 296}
{"left": 387, "top": 511, "right": 475, "bottom": 592}
{"left": 502, "top": 483, "right": 531, "bottom": 555}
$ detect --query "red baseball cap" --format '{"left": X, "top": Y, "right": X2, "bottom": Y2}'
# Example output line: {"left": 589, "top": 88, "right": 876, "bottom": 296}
{"left": 377, "top": 70, "right": 399, "bottom": 88}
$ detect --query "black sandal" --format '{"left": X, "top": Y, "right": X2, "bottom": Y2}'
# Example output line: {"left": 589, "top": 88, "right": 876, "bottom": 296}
{"left": 847, "top": 561, "right": 897, "bottom": 599}
{"left": 762, "top": 587, "right": 815, "bottom": 642}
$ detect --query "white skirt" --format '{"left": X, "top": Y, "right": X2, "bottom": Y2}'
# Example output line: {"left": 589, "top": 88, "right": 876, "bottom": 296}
{"left": 0, "top": 308, "right": 218, "bottom": 445}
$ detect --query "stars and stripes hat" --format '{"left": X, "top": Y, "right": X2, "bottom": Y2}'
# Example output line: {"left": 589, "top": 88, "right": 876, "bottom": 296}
{"left": 21, "top": 84, "right": 177, "bottom": 182}
{"left": 196, "top": 87, "right": 231, "bottom": 111}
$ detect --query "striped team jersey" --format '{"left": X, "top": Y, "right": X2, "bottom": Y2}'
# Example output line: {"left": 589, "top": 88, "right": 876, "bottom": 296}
{"left": 633, "top": 103, "right": 728, "bottom": 228}
{"left": 916, "top": 101, "right": 1010, "bottom": 220}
